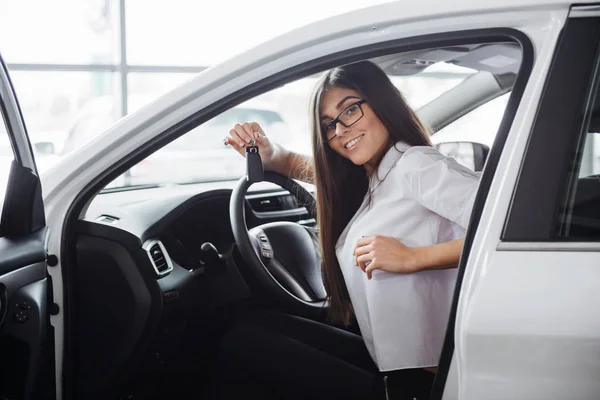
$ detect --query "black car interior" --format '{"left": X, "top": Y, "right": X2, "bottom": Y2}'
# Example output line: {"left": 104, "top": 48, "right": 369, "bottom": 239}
{"left": 0, "top": 161, "right": 54, "bottom": 400}
{"left": 72, "top": 176, "right": 325, "bottom": 399}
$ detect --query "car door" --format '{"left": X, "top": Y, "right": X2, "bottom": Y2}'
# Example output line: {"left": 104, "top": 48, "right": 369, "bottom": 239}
{"left": 441, "top": 6, "right": 600, "bottom": 400}
{"left": 0, "top": 54, "right": 54, "bottom": 400}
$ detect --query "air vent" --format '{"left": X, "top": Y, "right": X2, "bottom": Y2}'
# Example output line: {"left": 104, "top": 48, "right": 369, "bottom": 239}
{"left": 96, "top": 214, "right": 119, "bottom": 224}
{"left": 150, "top": 244, "right": 168, "bottom": 272}
{"left": 248, "top": 193, "right": 298, "bottom": 213}
{"left": 143, "top": 240, "right": 173, "bottom": 277}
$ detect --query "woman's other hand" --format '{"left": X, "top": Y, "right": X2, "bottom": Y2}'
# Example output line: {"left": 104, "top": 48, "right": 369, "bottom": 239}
{"left": 353, "top": 235, "right": 420, "bottom": 279}
{"left": 224, "top": 121, "right": 279, "bottom": 171}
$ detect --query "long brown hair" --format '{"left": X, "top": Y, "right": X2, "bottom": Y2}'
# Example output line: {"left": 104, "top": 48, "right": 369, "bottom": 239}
{"left": 310, "top": 61, "right": 432, "bottom": 325}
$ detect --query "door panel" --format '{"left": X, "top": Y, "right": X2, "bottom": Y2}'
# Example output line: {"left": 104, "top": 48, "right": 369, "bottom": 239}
{"left": 453, "top": 10, "right": 600, "bottom": 400}
{"left": 0, "top": 55, "right": 54, "bottom": 399}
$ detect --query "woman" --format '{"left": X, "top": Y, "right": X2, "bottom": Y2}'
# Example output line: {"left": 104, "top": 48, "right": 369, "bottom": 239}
{"left": 218, "top": 61, "right": 480, "bottom": 399}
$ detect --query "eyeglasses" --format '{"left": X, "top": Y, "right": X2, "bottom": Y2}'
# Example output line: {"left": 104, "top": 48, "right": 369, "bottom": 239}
{"left": 322, "top": 99, "right": 367, "bottom": 142}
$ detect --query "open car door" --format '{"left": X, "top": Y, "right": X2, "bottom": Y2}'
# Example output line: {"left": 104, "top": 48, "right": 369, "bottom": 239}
{"left": 0, "top": 54, "right": 55, "bottom": 399}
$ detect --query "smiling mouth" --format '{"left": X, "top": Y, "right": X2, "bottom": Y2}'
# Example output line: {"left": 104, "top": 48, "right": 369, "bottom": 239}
{"left": 344, "top": 134, "right": 365, "bottom": 150}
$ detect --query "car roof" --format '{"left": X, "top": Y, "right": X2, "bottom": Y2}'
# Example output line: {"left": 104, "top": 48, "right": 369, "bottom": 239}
{"left": 386, "top": 0, "right": 592, "bottom": 9}
{"left": 219, "top": 0, "right": 589, "bottom": 69}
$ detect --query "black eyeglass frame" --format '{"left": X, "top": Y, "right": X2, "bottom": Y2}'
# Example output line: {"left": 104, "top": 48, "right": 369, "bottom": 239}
{"left": 323, "top": 99, "right": 367, "bottom": 143}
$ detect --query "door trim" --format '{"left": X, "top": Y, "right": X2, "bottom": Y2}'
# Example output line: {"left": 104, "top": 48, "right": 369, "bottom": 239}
{"left": 429, "top": 29, "right": 535, "bottom": 399}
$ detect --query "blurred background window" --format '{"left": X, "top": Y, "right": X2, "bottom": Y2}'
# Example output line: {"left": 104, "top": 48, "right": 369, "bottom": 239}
{"left": 0, "top": 0, "right": 474, "bottom": 185}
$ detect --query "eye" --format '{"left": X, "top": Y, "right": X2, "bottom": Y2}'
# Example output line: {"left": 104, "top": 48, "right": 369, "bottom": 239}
{"left": 323, "top": 121, "right": 336, "bottom": 133}
{"left": 344, "top": 104, "right": 360, "bottom": 116}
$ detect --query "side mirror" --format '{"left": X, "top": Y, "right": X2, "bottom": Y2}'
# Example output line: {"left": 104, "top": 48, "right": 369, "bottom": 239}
{"left": 33, "top": 141, "right": 55, "bottom": 156}
{"left": 436, "top": 141, "right": 489, "bottom": 172}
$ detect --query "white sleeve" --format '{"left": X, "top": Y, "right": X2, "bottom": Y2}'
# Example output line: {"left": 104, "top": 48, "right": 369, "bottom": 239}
{"left": 400, "top": 147, "right": 481, "bottom": 229}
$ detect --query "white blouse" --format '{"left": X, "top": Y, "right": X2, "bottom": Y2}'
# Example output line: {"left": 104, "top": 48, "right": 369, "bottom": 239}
{"left": 335, "top": 142, "right": 480, "bottom": 372}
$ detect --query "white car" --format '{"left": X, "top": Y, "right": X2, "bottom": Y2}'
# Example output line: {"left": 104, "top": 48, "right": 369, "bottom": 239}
{"left": 1, "top": 1, "right": 600, "bottom": 399}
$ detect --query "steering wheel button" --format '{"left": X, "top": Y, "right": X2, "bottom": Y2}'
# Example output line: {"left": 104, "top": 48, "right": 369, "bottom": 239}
{"left": 262, "top": 251, "right": 273, "bottom": 259}
{"left": 259, "top": 236, "right": 268, "bottom": 242}
{"left": 13, "top": 312, "right": 28, "bottom": 323}
{"left": 261, "top": 243, "right": 272, "bottom": 250}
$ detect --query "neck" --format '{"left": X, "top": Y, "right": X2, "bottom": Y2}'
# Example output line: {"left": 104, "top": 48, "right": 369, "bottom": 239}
{"left": 364, "top": 140, "right": 394, "bottom": 176}
{"left": 364, "top": 162, "right": 377, "bottom": 176}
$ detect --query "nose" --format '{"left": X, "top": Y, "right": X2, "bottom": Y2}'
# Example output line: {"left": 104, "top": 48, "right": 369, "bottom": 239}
{"left": 335, "top": 121, "right": 350, "bottom": 137}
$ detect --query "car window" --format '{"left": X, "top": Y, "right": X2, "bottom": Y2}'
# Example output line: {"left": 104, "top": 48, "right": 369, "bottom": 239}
{"left": 430, "top": 93, "right": 509, "bottom": 171}
{"left": 167, "top": 107, "right": 288, "bottom": 151}
{"left": 432, "top": 92, "right": 510, "bottom": 148}
{"left": 558, "top": 71, "right": 600, "bottom": 239}
{"left": 500, "top": 18, "right": 600, "bottom": 242}
{"left": 108, "top": 61, "right": 475, "bottom": 188}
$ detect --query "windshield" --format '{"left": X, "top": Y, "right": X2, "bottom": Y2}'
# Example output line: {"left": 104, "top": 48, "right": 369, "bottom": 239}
{"left": 103, "top": 62, "right": 475, "bottom": 189}
{"left": 167, "top": 107, "right": 286, "bottom": 151}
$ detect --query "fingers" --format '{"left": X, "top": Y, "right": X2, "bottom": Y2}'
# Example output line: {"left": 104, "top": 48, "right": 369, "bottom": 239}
{"left": 227, "top": 130, "right": 245, "bottom": 148}
{"left": 358, "top": 260, "right": 367, "bottom": 273}
{"left": 224, "top": 121, "right": 268, "bottom": 150}
{"left": 254, "top": 131, "right": 268, "bottom": 145}
{"left": 241, "top": 122, "right": 255, "bottom": 144}
{"left": 248, "top": 121, "right": 265, "bottom": 136}
{"left": 365, "top": 260, "right": 378, "bottom": 280}
{"left": 356, "top": 248, "right": 378, "bottom": 280}
{"left": 352, "top": 236, "right": 373, "bottom": 265}
{"left": 236, "top": 121, "right": 264, "bottom": 145}
{"left": 224, "top": 134, "right": 246, "bottom": 155}
{"left": 354, "top": 236, "right": 374, "bottom": 249}
{"left": 356, "top": 252, "right": 373, "bottom": 266}
{"left": 354, "top": 244, "right": 372, "bottom": 267}
{"left": 354, "top": 236, "right": 371, "bottom": 271}
{"left": 353, "top": 244, "right": 372, "bottom": 257}
{"left": 230, "top": 124, "right": 251, "bottom": 147}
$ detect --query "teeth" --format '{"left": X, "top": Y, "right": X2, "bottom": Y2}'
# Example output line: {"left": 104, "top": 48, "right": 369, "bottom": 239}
{"left": 345, "top": 135, "right": 363, "bottom": 149}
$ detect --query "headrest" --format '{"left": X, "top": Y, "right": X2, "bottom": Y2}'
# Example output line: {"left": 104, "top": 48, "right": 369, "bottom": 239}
{"left": 436, "top": 141, "right": 489, "bottom": 172}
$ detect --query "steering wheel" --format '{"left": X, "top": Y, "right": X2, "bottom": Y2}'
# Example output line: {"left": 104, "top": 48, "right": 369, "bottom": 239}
{"left": 230, "top": 171, "right": 327, "bottom": 314}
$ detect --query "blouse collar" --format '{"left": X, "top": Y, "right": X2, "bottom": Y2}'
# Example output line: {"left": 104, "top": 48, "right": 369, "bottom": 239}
{"left": 369, "top": 141, "right": 411, "bottom": 192}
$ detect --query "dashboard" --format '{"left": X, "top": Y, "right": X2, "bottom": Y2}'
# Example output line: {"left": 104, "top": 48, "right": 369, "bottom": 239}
{"left": 71, "top": 179, "right": 314, "bottom": 399}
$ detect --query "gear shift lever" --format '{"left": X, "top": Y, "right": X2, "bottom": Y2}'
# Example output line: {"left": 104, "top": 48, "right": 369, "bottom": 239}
{"left": 200, "top": 242, "right": 225, "bottom": 276}
{"left": 200, "top": 242, "right": 220, "bottom": 262}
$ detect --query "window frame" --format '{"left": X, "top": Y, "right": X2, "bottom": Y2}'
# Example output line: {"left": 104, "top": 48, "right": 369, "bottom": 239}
{"left": 428, "top": 30, "right": 534, "bottom": 398}
{"left": 503, "top": 17, "right": 600, "bottom": 242}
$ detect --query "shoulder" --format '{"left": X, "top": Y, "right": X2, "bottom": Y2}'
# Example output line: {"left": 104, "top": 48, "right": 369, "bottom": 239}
{"left": 399, "top": 146, "right": 445, "bottom": 166}
{"left": 389, "top": 146, "right": 480, "bottom": 201}
{"left": 391, "top": 146, "right": 446, "bottom": 179}
{"left": 398, "top": 146, "right": 479, "bottom": 178}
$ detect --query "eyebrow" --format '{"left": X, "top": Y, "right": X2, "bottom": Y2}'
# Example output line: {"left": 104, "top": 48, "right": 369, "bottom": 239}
{"left": 320, "top": 96, "right": 361, "bottom": 121}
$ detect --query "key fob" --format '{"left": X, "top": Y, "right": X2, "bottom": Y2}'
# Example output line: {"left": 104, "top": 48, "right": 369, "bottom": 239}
{"left": 246, "top": 142, "right": 264, "bottom": 183}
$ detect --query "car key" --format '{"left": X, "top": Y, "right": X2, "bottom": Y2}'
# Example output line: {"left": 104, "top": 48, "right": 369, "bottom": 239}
{"left": 246, "top": 139, "right": 264, "bottom": 183}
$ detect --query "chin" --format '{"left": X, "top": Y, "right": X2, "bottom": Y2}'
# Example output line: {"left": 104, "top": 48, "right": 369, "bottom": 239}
{"left": 349, "top": 154, "right": 372, "bottom": 166}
